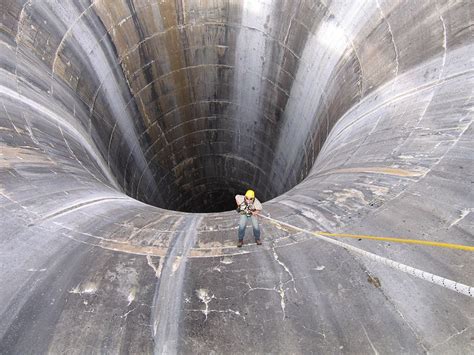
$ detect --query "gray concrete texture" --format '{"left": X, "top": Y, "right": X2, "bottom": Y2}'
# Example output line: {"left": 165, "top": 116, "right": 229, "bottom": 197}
{"left": 0, "top": 0, "right": 473, "bottom": 353}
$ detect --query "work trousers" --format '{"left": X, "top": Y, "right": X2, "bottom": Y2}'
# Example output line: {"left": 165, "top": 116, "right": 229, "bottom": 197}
{"left": 238, "top": 214, "right": 260, "bottom": 241}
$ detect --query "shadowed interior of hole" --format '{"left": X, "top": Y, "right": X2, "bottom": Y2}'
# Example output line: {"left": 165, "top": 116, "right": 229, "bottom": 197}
{"left": 82, "top": 1, "right": 331, "bottom": 213}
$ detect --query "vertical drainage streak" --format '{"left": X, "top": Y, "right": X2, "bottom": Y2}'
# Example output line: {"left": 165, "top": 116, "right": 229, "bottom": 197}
{"left": 152, "top": 215, "right": 203, "bottom": 354}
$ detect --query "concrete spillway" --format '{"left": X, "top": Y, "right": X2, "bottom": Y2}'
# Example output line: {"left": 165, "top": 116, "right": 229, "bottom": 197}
{"left": 1, "top": 0, "right": 473, "bottom": 353}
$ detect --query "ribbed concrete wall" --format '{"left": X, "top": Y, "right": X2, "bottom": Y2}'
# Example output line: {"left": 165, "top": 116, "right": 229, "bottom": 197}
{"left": 1, "top": 0, "right": 473, "bottom": 353}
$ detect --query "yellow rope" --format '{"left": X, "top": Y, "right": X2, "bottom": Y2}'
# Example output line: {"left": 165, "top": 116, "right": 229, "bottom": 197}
{"left": 261, "top": 216, "right": 474, "bottom": 251}
{"left": 315, "top": 231, "right": 474, "bottom": 251}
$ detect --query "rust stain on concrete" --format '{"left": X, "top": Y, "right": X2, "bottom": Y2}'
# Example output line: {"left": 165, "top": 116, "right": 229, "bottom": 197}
{"left": 0, "top": 145, "right": 56, "bottom": 168}
{"left": 319, "top": 166, "right": 424, "bottom": 177}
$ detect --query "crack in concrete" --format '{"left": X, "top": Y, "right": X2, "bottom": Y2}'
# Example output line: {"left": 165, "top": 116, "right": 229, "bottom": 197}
{"left": 244, "top": 281, "right": 287, "bottom": 320}
{"left": 375, "top": 0, "right": 399, "bottom": 76}
{"left": 146, "top": 255, "right": 164, "bottom": 278}
{"left": 195, "top": 288, "right": 215, "bottom": 321}
{"left": 190, "top": 287, "right": 244, "bottom": 322}
{"left": 301, "top": 324, "right": 326, "bottom": 340}
{"left": 392, "top": 301, "right": 428, "bottom": 352}
{"left": 120, "top": 306, "right": 137, "bottom": 319}
{"left": 362, "top": 324, "right": 379, "bottom": 355}
{"left": 448, "top": 208, "right": 472, "bottom": 229}
{"left": 271, "top": 243, "right": 297, "bottom": 294}
{"left": 429, "top": 326, "right": 472, "bottom": 352}
{"left": 2, "top": 101, "right": 20, "bottom": 134}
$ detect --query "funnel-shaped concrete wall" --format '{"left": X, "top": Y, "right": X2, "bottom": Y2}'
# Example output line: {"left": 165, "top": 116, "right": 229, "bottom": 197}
{"left": 1, "top": 0, "right": 473, "bottom": 353}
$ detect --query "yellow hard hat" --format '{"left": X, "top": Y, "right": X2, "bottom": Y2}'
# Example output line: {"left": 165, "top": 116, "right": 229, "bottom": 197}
{"left": 245, "top": 189, "right": 255, "bottom": 199}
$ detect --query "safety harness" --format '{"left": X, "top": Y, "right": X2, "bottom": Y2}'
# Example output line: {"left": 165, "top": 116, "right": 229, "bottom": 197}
{"left": 237, "top": 200, "right": 255, "bottom": 216}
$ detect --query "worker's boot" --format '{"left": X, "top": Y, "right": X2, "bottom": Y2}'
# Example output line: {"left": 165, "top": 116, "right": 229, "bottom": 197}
{"left": 255, "top": 239, "right": 262, "bottom": 245}
{"left": 237, "top": 240, "right": 243, "bottom": 247}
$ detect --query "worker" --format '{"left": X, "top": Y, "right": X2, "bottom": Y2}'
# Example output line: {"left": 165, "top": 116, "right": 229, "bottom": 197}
{"left": 235, "top": 189, "right": 262, "bottom": 247}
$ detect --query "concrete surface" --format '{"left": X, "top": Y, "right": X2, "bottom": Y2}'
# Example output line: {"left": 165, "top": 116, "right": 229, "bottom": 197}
{"left": 1, "top": 0, "right": 473, "bottom": 353}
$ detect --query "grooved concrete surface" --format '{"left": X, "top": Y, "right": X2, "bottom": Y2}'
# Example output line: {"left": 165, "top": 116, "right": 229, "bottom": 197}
{"left": 1, "top": 0, "right": 473, "bottom": 353}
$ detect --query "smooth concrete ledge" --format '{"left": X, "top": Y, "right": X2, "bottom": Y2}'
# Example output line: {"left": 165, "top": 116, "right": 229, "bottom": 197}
{"left": 1, "top": 0, "right": 473, "bottom": 353}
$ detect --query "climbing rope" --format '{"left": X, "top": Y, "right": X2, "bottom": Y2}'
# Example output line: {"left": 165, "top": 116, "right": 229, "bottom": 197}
{"left": 259, "top": 214, "right": 473, "bottom": 297}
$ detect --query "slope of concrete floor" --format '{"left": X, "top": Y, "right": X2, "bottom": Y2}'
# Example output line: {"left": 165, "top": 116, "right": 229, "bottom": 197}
{"left": 1, "top": 0, "right": 473, "bottom": 353}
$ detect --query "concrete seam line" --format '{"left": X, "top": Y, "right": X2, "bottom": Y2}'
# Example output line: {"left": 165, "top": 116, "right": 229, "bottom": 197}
{"left": 259, "top": 215, "right": 473, "bottom": 297}
{"left": 31, "top": 196, "right": 131, "bottom": 224}
{"left": 0, "top": 84, "right": 120, "bottom": 189}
